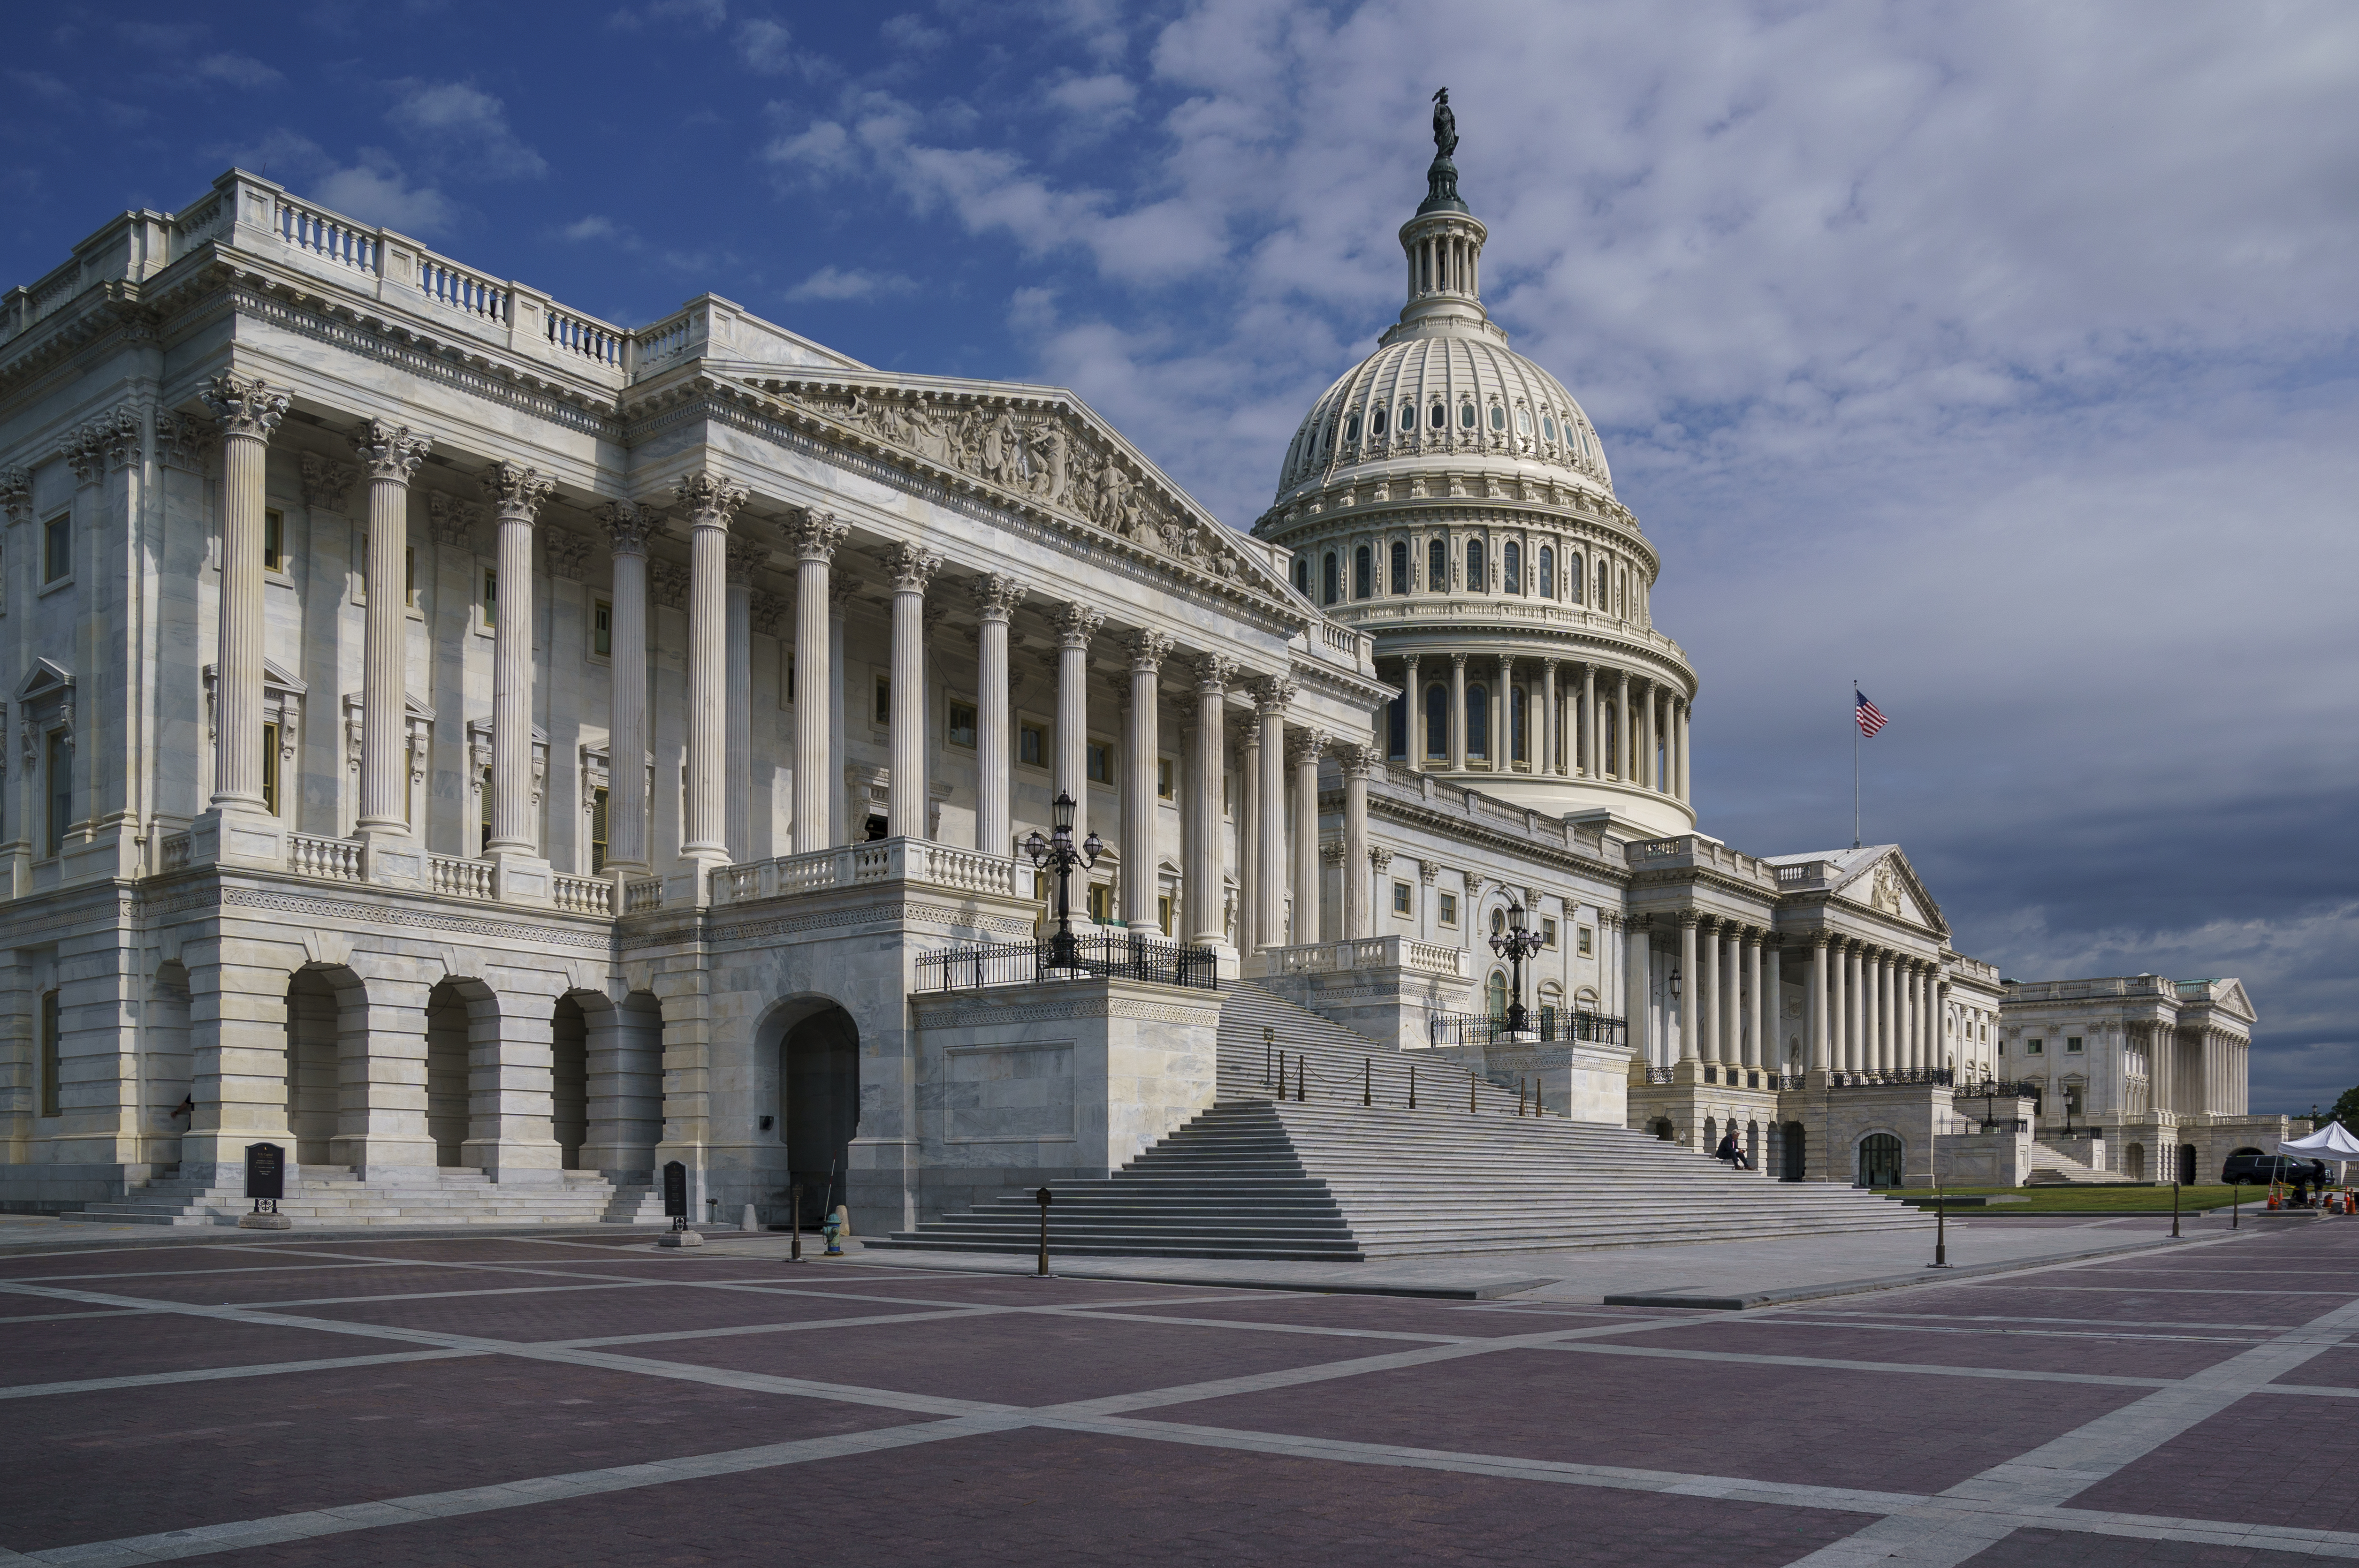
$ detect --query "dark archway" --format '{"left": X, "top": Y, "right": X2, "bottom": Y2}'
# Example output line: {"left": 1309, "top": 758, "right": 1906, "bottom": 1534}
{"left": 551, "top": 995, "right": 588, "bottom": 1170}
{"left": 285, "top": 969, "right": 342, "bottom": 1166}
{"left": 1649, "top": 1118, "right": 1674, "bottom": 1142}
{"left": 2178, "top": 1143, "right": 2197, "bottom": 1185}
{"left": 1781, "top": 1121, "right": 1807, "bottom": 1182}
{"left": 783, "top": 1006, "right": 859, "bottom": 1223}
{"left": 426, "top": 980, "right": 474, "bottom": 1168}
{"left": 1858, "top": 1133, "right": 1903, "bottom": 1188}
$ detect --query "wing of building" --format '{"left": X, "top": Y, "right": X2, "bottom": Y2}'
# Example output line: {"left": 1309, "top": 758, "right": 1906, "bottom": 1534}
{"left": 0, "top": 146, "right": 2280, "bottom": 1235}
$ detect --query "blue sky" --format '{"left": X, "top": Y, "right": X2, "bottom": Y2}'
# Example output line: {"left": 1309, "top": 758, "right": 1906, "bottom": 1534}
{"left": 7, "top": 1, "right": 2356, "bottom": 1111}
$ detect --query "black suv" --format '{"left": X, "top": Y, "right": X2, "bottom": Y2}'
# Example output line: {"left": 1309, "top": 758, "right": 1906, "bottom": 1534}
{"left": 2222, "top": 1153, "right": 2329, "bottom": 1186}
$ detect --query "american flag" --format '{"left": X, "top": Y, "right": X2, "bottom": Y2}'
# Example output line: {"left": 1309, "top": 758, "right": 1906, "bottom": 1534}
{"left": 1855, "top": 689, "right": 1888, "bottom": 737}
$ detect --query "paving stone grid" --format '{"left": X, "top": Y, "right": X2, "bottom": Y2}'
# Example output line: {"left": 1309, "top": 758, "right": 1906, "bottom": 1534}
{"left": 7, "top": 1227, "right": 2359, "bottom": 1566}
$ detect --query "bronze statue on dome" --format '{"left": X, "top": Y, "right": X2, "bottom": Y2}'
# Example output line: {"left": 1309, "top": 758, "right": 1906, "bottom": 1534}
{"left": 1432, "top": 88, "right": 1457, "bottom": 159}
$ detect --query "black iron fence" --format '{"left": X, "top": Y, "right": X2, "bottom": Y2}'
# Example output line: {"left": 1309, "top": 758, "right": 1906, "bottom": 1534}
{"left": 915, "top": 933, "right": 1220, "bottom": 994}
{"left": 1828, "top": 1068, "right": 1956, "bottom": 1089}
{"left": 1427, "top": 1009, "right": 1629, "bottom": 1050}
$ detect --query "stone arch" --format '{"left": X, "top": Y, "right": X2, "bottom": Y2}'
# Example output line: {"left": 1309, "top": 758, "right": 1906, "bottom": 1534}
{"left": 1857, "top": 1130, "right": 1904, "bottom": 1188}
{"left": 572, "top": 988, "right": 662, "bottom": 1177}
{"left": 757, "top": 994, "right": 861, "bottom": 1226}
{"left": 149, "top": 958, "right": 194, "bottom": 1159}
{"left": 2124, "top": 1141, "right": 2147, "bottom": 1181}
{"left": 1648, "top": 1117, "right": 1674, "bottom": 1142}
{"left": 425, "top": 974, "right": 496, "bottom": 1169}
{"left": 285, "top": 964, "right": 366, "bottom": 1168}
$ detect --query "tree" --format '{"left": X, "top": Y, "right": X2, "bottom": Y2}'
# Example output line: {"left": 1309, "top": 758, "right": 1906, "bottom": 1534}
{"left": 2326, "top": 1084, "right": 2359, "bottom": 1135}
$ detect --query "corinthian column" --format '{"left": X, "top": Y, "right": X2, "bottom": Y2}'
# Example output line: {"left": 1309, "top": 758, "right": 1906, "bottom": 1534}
{"left": 1540, "top": 659, "right": 1560, "bottom": 776}
{"left": 670, "top": 472, "right": 744, "bottom": 883}
{"left": 350, "top": 418, "right": 430, "bottom": 852}
{"left": 1055, "top": 603, "right": 1104, "bottom": 843}
{"left": 1448, "top": 653, "right": 1468, "bottom": 772}
{"left": 789, "top": 510, "right": 846, "bottom": 853}
{"left": 1696, "top": 919, "right": 1719, "bottom": 1063}
{"left": 887, "top": 543, "right": 941, "bottom": 839}
{"left": 201, "top": 373, "right": 287, "bottom": 816}
{"left": 1188, "top": 655, "right": 1237, "bottom": 952}
{"left": 725, "top": 535, "right": 764, "bottom": 860}
{"left": 1253, "top": 677, "right": 1293, "bottom": 950}
{"left": 1340, "top": 743, "right": 1372, "bottom": 938}
{"left": 1677, "top": 913, "right": 1699, "bottom": 1064}
{"left": 971, "top": 575, "right": 1024, "bottom": 855}
{"left": 600, "top": 502, "right": 655, "bottom": 879}
{"left": 482, "top": 461, "right": 553, "bottom": 865}
{"left": 1401, "top": 654, "right": 1422, "bottom": 773}
{"left": 1289, "top": 730, "right": 1326, "bottom": 944}
{"left": 1121, "top": 629, "right": 1172, "bottom": 929}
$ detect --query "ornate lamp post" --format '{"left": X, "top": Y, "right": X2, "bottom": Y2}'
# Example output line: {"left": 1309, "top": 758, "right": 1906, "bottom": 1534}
{"left": 1024, "top": 791, "right": 1102, "bottom": 972}
{"left": 1489, "top": 903, "right": 1545, "bottom": 1033}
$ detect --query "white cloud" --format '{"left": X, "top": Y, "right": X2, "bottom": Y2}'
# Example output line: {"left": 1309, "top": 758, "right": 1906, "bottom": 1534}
{"left": 311, "top": 159, "right": 455, "bottom": 236}
{"left": 192, "top": 53, "right": 283, "bottom": 88}
{"left": 736, "top": 18, "right": 800, "bottom": 75}
{"left": 763, "top": 118, "right": 856, "bottom": 177}
{"left": 785, "top": 265, "right": 917, "bottom": 302}
{"left": 1046, "top": 72, "right": 1138, "bottom": 120}
{"left": 560, "top": 215, "right": 621, "bottom": 242}
{"left": 386, "top": 80, "right": 548, "bottom": 180}
{"left": 880, "top": 14, "right": 946, "bottom": 52}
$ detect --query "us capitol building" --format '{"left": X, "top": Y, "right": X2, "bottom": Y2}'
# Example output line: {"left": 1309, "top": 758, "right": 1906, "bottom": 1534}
{"left": 0, "top": 110, "right": 2285, "bottom": 1240}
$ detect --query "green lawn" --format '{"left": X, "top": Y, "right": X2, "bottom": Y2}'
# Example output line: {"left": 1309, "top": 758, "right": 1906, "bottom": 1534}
{"left": 1890, "top": 1184, "right": 2279, "bottom": 1213}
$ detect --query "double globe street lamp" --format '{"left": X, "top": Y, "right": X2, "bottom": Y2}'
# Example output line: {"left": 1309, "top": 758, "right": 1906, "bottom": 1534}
{"left": 1489, "top": 903, "right": 1546, "bottom": 1033}
{"left": 1023, "top": 792, "right": 1103, "bottom": 972}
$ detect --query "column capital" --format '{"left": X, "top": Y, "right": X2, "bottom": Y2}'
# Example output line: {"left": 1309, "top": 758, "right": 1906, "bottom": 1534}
{"left": 1252, "top": 674, "right": 1297, "bottom": 714}
{"left": 1448, "top": 650, "right": 1468, "bottom": 669}
{"left": 1676, "top": 910, "right": 1700, "bottom": 929}
{"left": 1540, "top": 655, "right": 1560, "bottom": 674}
{"left": 726, "top": 535, "right": 767, "bottom": 584}
{"left": 971, "top": 571, "right": 1026, "bottom": 621}
{"left": 1189, "top": 652, "right": 1239, "bottom": 697}
{"left": 429, "top": 492, "right": 482, "bottom": 548}
{"left": 0, "top": 467, "right": 29, "bottom": 525}
{"left": 1126, "top": 629, "right": 1174, "bottom": 672}
{"left": 888, "top": 541, "right": 942, "bottom": 592}
{"left": 1418, "top": 859, "right": 1439, "bottom": 884}
{"left": 674, "top": 470, "right": 747, "bottom": 528}
{"left": 301, "top": 453, "right": 359, "bottom": 511}
{"left": 601, "top": 500, "right": 656, "bottom": 556}
{"left": 827, "top": 572, "right": 863, "bottom": 609}
{"left": 202, "top": 372, "right": 287, "bottom": 441}
{"left": 1321, "top": 839, "right": 1347, "bottom": 866}
{"left": 481, "top": 461, "right": 553, "bottom": 523}
{"left": 1337, "top": 742, "right": 1377, "bottom": 779}
{"left": 349, "top": 419, "right": 430, "bottom": 484}
{"left": 789, "top": 508, "right": 848, "bottom": 562}
{"left": 1461, "top": 868, "right": 1482, "bottom": 895}
{"left": 1371, "top": 847, "right": 1394, "bottom": 870}
{"left": 750, "top": 589, "right": 787, "bottom": 637}
{"left": 1285, "top": 729, "right": 1328, "bottom": 768}
{"left": 1056, "top": 601, "right": 1104, "bottom": 647}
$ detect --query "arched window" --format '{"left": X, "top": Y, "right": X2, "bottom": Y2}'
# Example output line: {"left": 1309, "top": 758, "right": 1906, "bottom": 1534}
{"left": 1489, "top": 404, "right": 1506, "bottom": 431}
{"left": 1516, "top": 407, "right": 1531, "bottom": 435}
{"left": 1428, "top": 537, "right": 1446, "bottom": 590}
{"left": 1423, "top": 683, "right": 1448, "bottom": 759}
{"left": 1486, "top": 969, "right": 1509, "bottom": 1020}
{"left": 1466, "top": 539, "right": 1485, "bottom": 591}
{"left": 1371, "top": 405, "right": 1388, "bottom": 436}
{"left": 1510, "top": 687, "right": 1526, "bottom": 764}
{"left": 1543, "top": 414, "right": 1557, "bottom": 442}
{"left": 1293, "top": 558, "right": 1309, "bottom": 596}
{"left": 1389, "top": 540, "right": 1409, "bottom": 594}
{"left": 1344, "top": 412, "right": 1360, "bottom": 443}
{"left": 1502, "top": 541, "right": 1521, "bottom": 594}
{"left": 1386, "top": 693, "right": 1407, "bottom": 759}
{"left": 1322, "top": 552, "right": 1339, "bottom": 606}
{"left": 1566, "top": 553, "right": 1583, "bottom": 602}
{"left": 1596, "top": 565, "right": 1607, "bottom": 607}
{"left": 1353, "top": 545, "right": 1372, "bottom": 600}
{"left": 1466, "top": 684, "right": 1489, "bottom": 759}
{"left": 1429, "top": 402, "right": 1446, "bottom": 429}
{"left": 1538, "top": 545, "right": 1554, "bottom": 598}
{"left": 1460, "top": 401, "right": 1477, "bottom": 430}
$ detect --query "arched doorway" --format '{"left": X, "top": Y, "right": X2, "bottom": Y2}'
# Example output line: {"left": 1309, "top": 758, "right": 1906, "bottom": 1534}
{"left": 2177, "top": 1143, "right": 2197, "bottom": 1185}
{"left": 1858, "top": 1133, "right": 1904, "bottom": 1188}
{"left": 2124, "top": 1142, "right": 2147, "bottom": 1181}
{"left": 1648, "top": 1118, "right": 1674, "bottom": 1142}
{"left": 1781, "top": 1121, "right": 1807, "bottom": 1182}
{"left": 782, "top": 1005, "right": 859, "bottom": 1223}
{"left": 551, "top": 995, "right": 588, "bottom": 1171}
{"left": 285, "top": 969, "right": 343, "bottom": 1166}
{"left": 426, "top": 980, "right": 475, "bottom": 1168}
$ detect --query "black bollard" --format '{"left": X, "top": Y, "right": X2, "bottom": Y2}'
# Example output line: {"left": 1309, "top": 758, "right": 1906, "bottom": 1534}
{"left": 1364, "top": 1057, "right": 1372, "bottom": 1107}
{"left": 1408, "top": 1063, "right": 1417, "bottom": 1110}
{"left": 1296, "top": 1054, "right": 1306, "bottom": 1103}
{"left": 1263, "top": 1026, "right": 1274, "bottom": 1088}
{"left": 1930, "top": 1178, "right": 1948, "bottom": 1268}
{"left": 790, "top": 1182, "right": 803, "bottom": 1263}
{"left": 1035, "top": 1186, "right": 1053, "bottom": 1277}
{"left": 1470, "top": 1073, "right": 1478, "bottom": 1113}
{"left": 2172, "top": 1176, "right": 2181, "bottom": 1239}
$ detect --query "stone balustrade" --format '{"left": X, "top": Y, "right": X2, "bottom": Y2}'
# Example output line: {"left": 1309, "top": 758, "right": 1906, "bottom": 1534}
{"left": 551, "top": 874, "right": 615, "bottom": 916}
{"left": 1255, "top": 935, "right": 1472, "bottom": 980}
{"left": 709, "top": 838, "right": 1026, "bottom": 907}
{"left": 429, "top": 855, "right": 494, "bottom": 901}
{"left": 287, "top": 833, "right": 363, "bottom": 883}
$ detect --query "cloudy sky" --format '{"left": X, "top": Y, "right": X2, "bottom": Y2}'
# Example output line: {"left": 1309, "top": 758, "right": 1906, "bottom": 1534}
{"left": 6, "top": 1, "right": 2354, "bottom": 1110}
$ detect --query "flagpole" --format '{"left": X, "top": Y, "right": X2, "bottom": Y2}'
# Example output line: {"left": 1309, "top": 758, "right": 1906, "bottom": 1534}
{"left": 1851, "top": 678, "right": 1860, "bottom": 849}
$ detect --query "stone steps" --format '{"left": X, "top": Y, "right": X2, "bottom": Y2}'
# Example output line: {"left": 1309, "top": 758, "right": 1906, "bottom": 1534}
{"left": 63, "top": 1165, "right": 660, "bottom": 1228}
{"left": 2026, "top": 1142, "right": 2140, "bottom": 1186}
{"left": 876, "top": 983, "right": 1928, "bottom": 1260}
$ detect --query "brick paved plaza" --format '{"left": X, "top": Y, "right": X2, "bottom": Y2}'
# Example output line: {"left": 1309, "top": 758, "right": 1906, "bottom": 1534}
{"left": 5, "top": 1223, "right": 2359, "bottom": 1566}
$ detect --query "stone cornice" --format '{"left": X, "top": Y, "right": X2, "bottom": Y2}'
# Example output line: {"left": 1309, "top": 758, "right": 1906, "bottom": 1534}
{"left": 1257, "top": 490, "right": 1658, "bottom": 578}
{"left": 1362, "top": 785, "right": 1631, "bottom": 892}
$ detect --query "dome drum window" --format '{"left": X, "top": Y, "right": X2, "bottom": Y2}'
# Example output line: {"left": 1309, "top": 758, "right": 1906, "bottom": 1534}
{"left": 1466, "top": 538, "right": 1486, "bottom": 592}
{"left": 1502, "top": 541, "right": 1521, "bottom": 595}
{"left": 1429, "top": 402, "right": 1446, "bottom": 430}
{"left": 1489, "top": 404, "right": 1506, "bottom": 432}
{"left": 1459, "top": 402, "right": 1477, "bottom": 430}
{"left": 1371, "top": 406, "right": 1387, "bottom": 436}
{"left": 1427, "top": 538, "right": 1446, "bottom": 591}
{"left": 1543, "top": 414, "right": 1557, "bottom": 442}
{"left": 1345, "top": 412, "right": 1361, "bottom": 443}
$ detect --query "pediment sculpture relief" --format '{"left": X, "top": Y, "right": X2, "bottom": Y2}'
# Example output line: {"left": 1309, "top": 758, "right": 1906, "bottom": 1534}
{"left": 1871, "top": 862, "right": 1903, "bottom": 916}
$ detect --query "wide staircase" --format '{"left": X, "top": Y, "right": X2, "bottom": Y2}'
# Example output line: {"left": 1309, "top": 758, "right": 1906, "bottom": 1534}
{"left": 61, "top": 1165, "right": 662, "bottom": 1228}
{"left": 2026, "top": 1141, "right": 2140, "bottom": 1186}
{"left": 872, "top": 984, "right": 1931, "bottom": 1261}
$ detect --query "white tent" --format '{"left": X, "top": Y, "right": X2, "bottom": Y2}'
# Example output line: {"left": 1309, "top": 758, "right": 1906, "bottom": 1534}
{"left": 2277, "top": 1122, "right": 2359, "bottom": 1165}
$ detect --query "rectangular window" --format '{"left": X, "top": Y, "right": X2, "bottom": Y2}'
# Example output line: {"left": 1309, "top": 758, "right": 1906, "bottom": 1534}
{"left": 43, "top": 514, "right": 69, "bottom": 584}
{"left": 1392, "top": 881, "right": 1412, "bottom": 915}
{"left": 45, "top": 730, "right": 68, "bottom": 857}
{"left": 1577, "top": 925, "right": 1594, "bottom": 956}
{"left": 1439, "top": 892, "right": 1458, "bottom": 927}
{"left": 1156, "top": 758, "right": 1174, "bottom": 800}
{"left": 946, "top": 701, "right": 977, "bottom": 750}
{"left": 592, "top": 599, "right": 613, "bottom": 659}
{"left": 873, "top": 676, "right": 890, "bottom": 726}
{"left": 1158, "top": 894, "right": 1173, "bottom": 936}
{"left": 262, "top": 508, "right": 285, "bottom": 572}
{"left": 590, "top": 786, "right": 610, "bottom": 874}
{"left": 2026, "top": 1038, "right": 2044, "bottom": 1055}
{"left": 38, "top": 991, "right": 60, "bottom": 1118}
{"left": 2066, "top": 1036, "right": 2083, "bottom": 1053}
{"left": 1542, "top": 917, "right": 1558, "bottom": 949}
{"left": 1087, "top": 883, "right": 1112, "bottom": 924}
{"left": 1086, "top": 741, "right": 1113, "bottom": 786}
{"left": 260, "top": 722, "right": 280, "bottom": 817}
{"left": 1018, "top": 724, "right": 1045, "bottom": 767}
{"left": 481, "top": 567, "right": 497, "bottom": 628}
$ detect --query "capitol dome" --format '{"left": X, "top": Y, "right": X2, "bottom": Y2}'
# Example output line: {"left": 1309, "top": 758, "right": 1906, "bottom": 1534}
{"left": 1253, "top": 100, "right": 1697, "bottom": 836}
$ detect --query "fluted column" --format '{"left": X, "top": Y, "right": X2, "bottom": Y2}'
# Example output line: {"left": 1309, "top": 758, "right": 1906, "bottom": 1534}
{"left": 1448, "top": 653, "right": 1467, "bottom": 772}
{"left": 1289, "top": 729, "right": 1326, "bottom": 944}
{"left": 351, "top": 419, "right": 429, "bottom": 844}
{"left": 1121, "top": 630, "right": 1172, "bottom": 928}
{"left": 1253, "top": 678, "right": 1292, "bottom": 950}
{"left": 788, "top": 510, "right": 846, "bottom": 853}
{"left": 1743, "top": 929, "right": 1763, "bottom": 1070}
{"left": 1540, "top": 659, "right": 1560, "bottom": 776}
{"left": 671, "top": 472, "right": 744, "bottom": 874}
{"left": 1843, "top": 943, "right": 1864, "bottom": 1072}
{"left": 1677, "top": 914, "right": 1699, "bottom": 1063}
{"left": 972, "top": 575, "right": 1023, "bottom": 855}
{"left": 483, "top": 461, "right": 555, "bottom": 859}
{"left": 601, "top": 503, "right": 654, "bottom": 877}
{"left": 1497, "top": 655, "right": 1514, "bottom": 768}
{"left": 1696, "top": 919, "right": 1720, "bottom": 1064}
{"left": 1615, "top": 669, "right": 1631, "bottom": 780}
{"left": 1879, "top": 953, "right": 1896, "bottom": 1071}
{"left": 1808, "top": 934, "right": 1830, "bottom": 1073}
{"left": 202, "top": 373, "right": 287, "bottom": 814}
{"left": 1764, "top": 940, "right": 1783, "bottom": 1074}
{"left": 1237, "top": 719, "right": 1262, "bottom": 953}
{"left": 1055, "top": 603, "right": 1104, "bottom": 844}
{"left": 1340, "top": 745, "right": 1372, "bottom": 938}
{"left": 1721, "top": 922, "right": 1742, "bottom": 1067}
{"left": 1581, "top": 663, "right": 1598, "bottom": 777}
{"left": 1677, "top": 698, "right": 1692, "bottom": 801}
{"left": 1401, "top": 655, "right": 1422, "bottom": 772}
{"left": 887, "top": 543, "right": 941, "bottom": 839}
{"left": 724, "top": 536, "right": 763, "bottom": 860}
{"left": 1188, "top": 656, "right": 1236, "bottom": 950}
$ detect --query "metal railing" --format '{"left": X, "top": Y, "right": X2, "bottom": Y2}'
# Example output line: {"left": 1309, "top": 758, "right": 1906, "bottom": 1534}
{"left": 1959, "top": 1079, "right": 2044, "bottom": 1109}
{"left": 1428, "top": 1009, "right": 1628, "bottom": 1050}
{"left": 1644, "top": 1065, "right": 1675, "bottom": 1084}
{"left": 1827, "top": 1067, "right": 1955, "bottom": 1089}
{"left": 916, "top": 933, "right": 1221, "bottom": 994}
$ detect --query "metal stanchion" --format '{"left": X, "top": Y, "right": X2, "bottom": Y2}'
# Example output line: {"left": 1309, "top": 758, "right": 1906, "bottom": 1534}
{"left": 1469, "top": 1073, "right": 1478, "bottom": 1113}
{"left": 2172, "top": 1176, "right": 2182, "bottom": 1239}
{"left": 789, "top": 1182, "right": 803, "bottom": 1262}
{"left": 1035, "top": 1186, "right": 1053, "bottom": 1277}
{"left": 1408, "top": 1063, "right": 1417, "bottom": 1110}
{"left": 1296, "top": 1054, "right": 1306, "bottom": 1102}
{"left": 1929, "top": 1176, "right": 1949, "bottom": 1268}
{"left": 1263, "top": 1026, "right": 1274, "bottom": 1088}
{"left": 1363, "top": 1057, "right": 1371, "bottom": 1107}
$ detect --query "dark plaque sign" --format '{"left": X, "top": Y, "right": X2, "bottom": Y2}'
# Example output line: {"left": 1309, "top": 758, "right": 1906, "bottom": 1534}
{"left": 245, "top": 1143, "right": 285, "bottom": 1202}
{"left": 662, "top": 1160, "right": 688, "bottom": 1218}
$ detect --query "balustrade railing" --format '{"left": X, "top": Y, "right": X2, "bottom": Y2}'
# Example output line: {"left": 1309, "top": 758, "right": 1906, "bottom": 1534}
{"left": 916, "top": 933, "right": 1219, "bottom": 994}
{"left": 287, "top": 834, "right": 364, "bottom": 883}
{"left": 429, "top": 855, "right": 494, "bottom": 901}
{"left": 552, "top": 873, "right": 615, "bottom": 915}
{"left": 158, "top": 833, "right": 192, "bottom": 872}
{"left": 546, "top": 308, "right": 622, "bottom": 366}
{"left": 277, "top": 200, "right": 379, "bottom": 275}
{"left": 417, "top": 255, "right": 507, "bottom": 323}
{"left": 622, "top": 876, "right": 665, "bottom": 913}
{"left": 1428, "top": 1009, "right": 1627, "bottom": 1050}
{"left": 1827, "top": 1067, "right": 1954, "bottom": 1089}
{"left": 1643, "top": 1065, "right": 1675, "bottom": 1084}
{"left": 712, "top": 838, "right": 1025, "bottom": 905}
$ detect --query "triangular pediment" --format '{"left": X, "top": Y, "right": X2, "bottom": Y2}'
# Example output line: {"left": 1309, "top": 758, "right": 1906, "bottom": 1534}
{"left": 2197, "top": 977, "right": 2258, "bottom": 1023}
{"left": 1828, "top": 845, "right": 1948, "bottom": 938}
{"left": 203, "top": 659, "right": 307, "bottom": 695}
{"left": 16, "top": 658, "right": 72, "bottom": 701}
